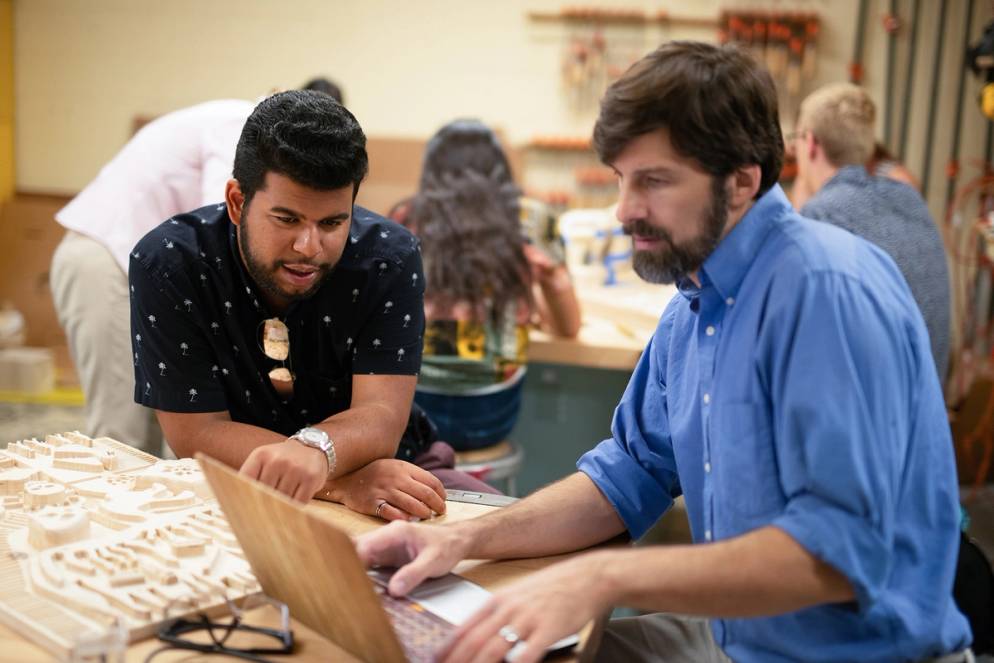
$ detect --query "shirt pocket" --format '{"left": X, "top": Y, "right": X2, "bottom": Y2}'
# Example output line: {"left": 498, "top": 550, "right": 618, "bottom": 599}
{"left": 712, "top": 401, "right": 783, "bottom": 526}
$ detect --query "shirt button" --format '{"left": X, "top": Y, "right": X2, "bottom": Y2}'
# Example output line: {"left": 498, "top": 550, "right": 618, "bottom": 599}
{"left": 704, "top": 462, "right": 711, "bottom": 473}
{"left": 726, "top": 297, "right": 735, "bottom": 306}
{"left": 705, "top": 529, "right": 712, "bottom": 541}
{"left": 705, "top": 325, "right": 716, "bottom": 336}
{"left": 703, "top": 393, "right": 711, "bottom": 405}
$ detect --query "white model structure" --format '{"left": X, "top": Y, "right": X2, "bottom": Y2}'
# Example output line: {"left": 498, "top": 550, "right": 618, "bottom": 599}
{"left": 0, "top": 432, "right": 259, "bottom": 660}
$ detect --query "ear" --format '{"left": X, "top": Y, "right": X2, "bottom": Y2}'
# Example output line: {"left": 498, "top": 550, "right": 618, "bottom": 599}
{"left": 225, "top": 179, "right": 245, "bottom": 227}
{"left": 804, "top": 131, "right": 819, "bottom": 163}
{"left": 728, "top": 164, "right": 762, "bottom": 206}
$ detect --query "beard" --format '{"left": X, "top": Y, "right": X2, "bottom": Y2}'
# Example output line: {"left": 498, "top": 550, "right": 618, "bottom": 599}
{"left": 238, "top": 214, "right": 333, "bottom": 306}
{"left": 625, "top": 176, "right": 730, "bottom": 285}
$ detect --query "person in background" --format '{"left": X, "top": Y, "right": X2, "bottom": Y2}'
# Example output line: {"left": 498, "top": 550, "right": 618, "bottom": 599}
{"left": 791, "top": 82, "right": 950, "bottom": 381}
{"left": 357, "top": 42, "right": 970, "bottom": 662}
{"left": 390, "top": 120, "right": 580, "bottom": 451}
{"left": 50, "top": 77, "right": 343, "bottom": 456}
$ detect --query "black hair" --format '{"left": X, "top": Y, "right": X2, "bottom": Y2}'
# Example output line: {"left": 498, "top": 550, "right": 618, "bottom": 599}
{"left": 233, "top": 90, "right": 367, "bottom": 206}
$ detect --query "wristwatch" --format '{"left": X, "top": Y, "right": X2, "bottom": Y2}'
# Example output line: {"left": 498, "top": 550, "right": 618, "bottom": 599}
{"left": 289, "top": 427, "right": 337, "bottom": 478}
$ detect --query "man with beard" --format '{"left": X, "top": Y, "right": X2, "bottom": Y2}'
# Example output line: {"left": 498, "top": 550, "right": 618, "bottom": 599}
{"left": 128, "top": 90, "right": 462, "bottom": 520}
{"left": 355, "top": 42, "right": 972, "bottom": 662}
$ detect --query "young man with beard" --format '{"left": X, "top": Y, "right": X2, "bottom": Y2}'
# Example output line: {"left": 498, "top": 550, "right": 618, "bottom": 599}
{"left": 129, "top": 90, "right": 463, "bottom": 520}
{"left": 355, "top": 42, "right": 972, "bottom": 662}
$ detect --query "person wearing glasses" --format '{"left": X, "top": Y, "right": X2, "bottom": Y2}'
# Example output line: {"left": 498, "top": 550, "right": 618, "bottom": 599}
{"left": 356, "top": 43, "right": 971, "bottom": 662}
{"left": 128, "top": 90, "right": 462, "bottom": 521}
{"left": 788, "top": 82, "right": 950, "bottom": 384}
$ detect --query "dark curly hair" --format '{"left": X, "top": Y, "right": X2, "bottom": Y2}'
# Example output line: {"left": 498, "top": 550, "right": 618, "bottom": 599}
{"left": 233, "top": 90, "right": 367, "bottom": 207}
{"left": 409, "top": 119, "right": 531, "bottom": 320}
{"left": 593, "top": 41, "right": 783, "bottom": 199}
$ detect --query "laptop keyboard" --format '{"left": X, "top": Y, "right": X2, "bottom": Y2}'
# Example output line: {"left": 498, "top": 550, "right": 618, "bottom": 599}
{"left": 374, "top": 583, "right": 454, "bottom": 662}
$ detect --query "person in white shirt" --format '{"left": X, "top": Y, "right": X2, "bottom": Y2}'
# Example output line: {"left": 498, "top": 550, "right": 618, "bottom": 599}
{"left": 50, "top": 79, "right": 342, "bottom": 455}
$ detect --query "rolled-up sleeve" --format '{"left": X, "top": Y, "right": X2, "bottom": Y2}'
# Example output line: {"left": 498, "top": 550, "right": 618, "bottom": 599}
{"left": 764, "top": 270, "right": 918, "bottom": 611}
{"left": 578, "top": 321, "right": 681, "bottom": 540}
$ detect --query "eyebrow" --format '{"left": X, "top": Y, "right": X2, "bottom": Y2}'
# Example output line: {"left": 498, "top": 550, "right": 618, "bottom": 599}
{"left": 607, "top": 165, "right": 678, "bottom": 178}
{"left": 269, "top": 206, "right": 350, "bottom": 224}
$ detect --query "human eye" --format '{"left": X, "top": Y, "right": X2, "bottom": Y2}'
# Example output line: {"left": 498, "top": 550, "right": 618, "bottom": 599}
{"left": 272, "top": 214, "right": 296, "bottom": 224}
{"left": 321, "top": 218, "right": 344, "bottom": 228}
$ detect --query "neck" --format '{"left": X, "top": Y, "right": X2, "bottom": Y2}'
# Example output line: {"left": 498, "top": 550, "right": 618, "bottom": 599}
{"left": 807, "top": 160, "right": 839, "bottom": 197}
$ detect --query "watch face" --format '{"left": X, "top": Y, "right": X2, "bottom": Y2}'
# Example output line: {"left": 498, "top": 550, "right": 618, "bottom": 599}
{"left": 297, "top": 428, "right": 327, "bottom": 446}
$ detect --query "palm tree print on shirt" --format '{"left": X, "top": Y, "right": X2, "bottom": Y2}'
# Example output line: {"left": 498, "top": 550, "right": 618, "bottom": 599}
{"left": 189, "top": 388, "right": 197, "bottom": 402}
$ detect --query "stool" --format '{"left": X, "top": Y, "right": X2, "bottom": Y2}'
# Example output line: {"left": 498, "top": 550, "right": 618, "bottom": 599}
{"left": 454, "top": 440, "right": 524, "bottom": 496}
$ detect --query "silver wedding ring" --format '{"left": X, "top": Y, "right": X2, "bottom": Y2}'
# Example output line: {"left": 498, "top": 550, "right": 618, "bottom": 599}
{"left": 498, "top": 625, "right": 521, "bottom": 645}
{"left": 375, "top": 500, "right": 388, "bottom": 518}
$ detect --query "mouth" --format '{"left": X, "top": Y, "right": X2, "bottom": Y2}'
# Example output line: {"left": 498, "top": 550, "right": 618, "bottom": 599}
{"left": 279, "top": 263, "right": 321, "bottom": 287}
{"left": 631, "top": 235, "right": 667, "bottom": 251}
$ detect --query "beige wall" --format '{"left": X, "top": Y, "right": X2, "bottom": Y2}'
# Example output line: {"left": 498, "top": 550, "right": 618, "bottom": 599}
{"left": 11, "top": 0, "right": 994, "bottom": 222}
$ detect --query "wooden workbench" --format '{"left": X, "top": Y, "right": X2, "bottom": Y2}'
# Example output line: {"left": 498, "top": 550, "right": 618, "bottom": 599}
{"left": 529, "top": 267, "right": 677, "bottom": 371}
{"left": 0, "top": 500, "right": 603, "bottom": 662}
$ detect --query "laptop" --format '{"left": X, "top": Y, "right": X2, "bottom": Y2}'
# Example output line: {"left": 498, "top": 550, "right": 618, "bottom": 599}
{"left": 196, "top": 453, "right": 579, "bottom": 662}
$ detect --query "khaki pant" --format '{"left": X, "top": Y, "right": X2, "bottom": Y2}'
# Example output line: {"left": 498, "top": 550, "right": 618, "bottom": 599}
{"left": 50, "top": 231, "right": 162, "bottom": 456}
{"left": 595, "top": 613, "right": 731, "bottom": 663}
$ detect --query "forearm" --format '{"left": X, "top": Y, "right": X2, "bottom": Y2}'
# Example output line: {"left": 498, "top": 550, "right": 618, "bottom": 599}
{"left": 319, "top": 401, "right": 408, "bottom": 483}
{"left": 536, "top": 266, "right": 581, "bottom": 338}
{"left": 164, "top": 417, "right": 284, "bottom": 468}
{"left": 596, "top": 525, "right": 854, "bottom": 617}
{"left": 451, "top": 472, "right": 626, "bottom": 560}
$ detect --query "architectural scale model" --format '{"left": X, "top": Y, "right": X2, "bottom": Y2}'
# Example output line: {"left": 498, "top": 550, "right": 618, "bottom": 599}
{"left": 0, "top": 431, "right": 260, "bottom": 660}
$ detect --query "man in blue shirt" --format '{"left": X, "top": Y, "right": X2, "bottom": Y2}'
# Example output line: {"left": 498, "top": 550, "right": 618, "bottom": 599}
{"left": 355, "top": 42, "right": 971, "bottom": 662}
{"left": 791, "top": 82, "right": 951, "bottom": 382}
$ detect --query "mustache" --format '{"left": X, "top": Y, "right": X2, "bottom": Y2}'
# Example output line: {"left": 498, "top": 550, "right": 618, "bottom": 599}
{"left": 623, "top": 219, "right": 673, "bottom": 243}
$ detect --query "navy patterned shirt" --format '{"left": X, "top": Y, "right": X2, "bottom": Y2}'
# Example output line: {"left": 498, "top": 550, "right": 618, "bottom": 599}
{"left": 129, "top": 203, "right": 426, "bottom": 457}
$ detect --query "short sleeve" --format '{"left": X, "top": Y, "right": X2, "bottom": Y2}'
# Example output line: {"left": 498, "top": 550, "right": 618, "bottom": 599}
{"left": 350, "top": 246, "right": 426, "bottom": 375}
{"left": 130, "top": 257, "right": 228, "bottom": 413}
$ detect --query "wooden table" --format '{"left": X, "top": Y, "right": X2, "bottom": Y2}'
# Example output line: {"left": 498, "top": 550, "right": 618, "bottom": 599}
{"left": 0, "top": 500, "right": 603, "bottom": 662}
{"left": 529, "top": 267, "right": 677, "bottom": 371}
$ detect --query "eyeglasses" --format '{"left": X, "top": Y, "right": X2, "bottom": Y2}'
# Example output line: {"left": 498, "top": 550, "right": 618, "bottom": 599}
{"left": 260, "top": 318, "right": 294, "bottom": 396}
{"left": 152, "top": 594, "right": 294, "bottom": 663}
{"left": 784, "top": 129, "right": 810, "bottom": 143}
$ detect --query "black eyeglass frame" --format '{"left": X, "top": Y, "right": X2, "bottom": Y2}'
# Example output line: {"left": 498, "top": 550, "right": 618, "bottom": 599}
{"left": 156, "top": 594, "right": 294, "bottom": 658}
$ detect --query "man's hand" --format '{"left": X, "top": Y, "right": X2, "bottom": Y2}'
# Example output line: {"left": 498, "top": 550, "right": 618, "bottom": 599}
{"left": 436, "top": 552, "right": 612, "bottom": 663}
{"left": 240, "top": 439, "right": 328, "bottom": 502}
{"left": 356, "top": 520, "right": 470, "bottom": 596}
{"left": 325, "top": 459, "right": 447, "bottom": 521}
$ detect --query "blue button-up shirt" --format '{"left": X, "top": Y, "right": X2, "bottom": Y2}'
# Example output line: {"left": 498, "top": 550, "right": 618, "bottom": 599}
{"left": 578, "top": 185, "right": 970, "bottom": 662}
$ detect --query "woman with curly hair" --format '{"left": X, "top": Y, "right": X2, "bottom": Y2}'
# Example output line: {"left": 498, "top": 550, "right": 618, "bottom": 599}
{"left": 393, "top": 119, "right": 580, "bottom": 451}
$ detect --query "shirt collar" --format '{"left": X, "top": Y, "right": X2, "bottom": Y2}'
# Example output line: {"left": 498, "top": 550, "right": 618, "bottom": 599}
{"left": 691, "top": 183, "right": 791, "bottom": 303}
{"left": 821, "top": 164, "right": 870, "bottom": 192}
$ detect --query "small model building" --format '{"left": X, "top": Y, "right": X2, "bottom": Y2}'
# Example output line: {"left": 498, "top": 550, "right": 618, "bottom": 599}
{"left": 0, "top": 432, "right": 259, "bottom": 659}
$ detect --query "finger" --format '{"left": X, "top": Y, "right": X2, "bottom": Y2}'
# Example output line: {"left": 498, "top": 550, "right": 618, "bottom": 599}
{"left": 405, "top": 466, "right": 447, "bottom": 513}
{"left": 378, "top": 502, "right": 411, "bottom": 522}
{"left": 271, "top": 474, "right": 296, "bottom": 498}
{"left": 439, "top": 603, "right": 509, "bottom": 663}
{"left": 402, "top": 475, "right": 447, "bottom": 515}
{"left": 437, "top": 599, "right": 499, "bottom": 660}
{"left": 388, "top": 545, "right": 451, "bottom": 597}
{"left": 355, "top": 522, "right": 416, "bottom": 568}
{"left": 291, "top": 479, "right": 312, "bottom": 503}
{"left": 387, "top": 488, "right": 433, "bottom": 520}
{"left": 239, "top": 450, "right": 263, "bottom": 480}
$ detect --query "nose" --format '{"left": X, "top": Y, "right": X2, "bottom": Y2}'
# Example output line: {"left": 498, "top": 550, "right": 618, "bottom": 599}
{"left": 292, "top": 224, "right": 320, "bottom": 258}
{"left": 615, "top": 179, "right": 646, "bottom": 227}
